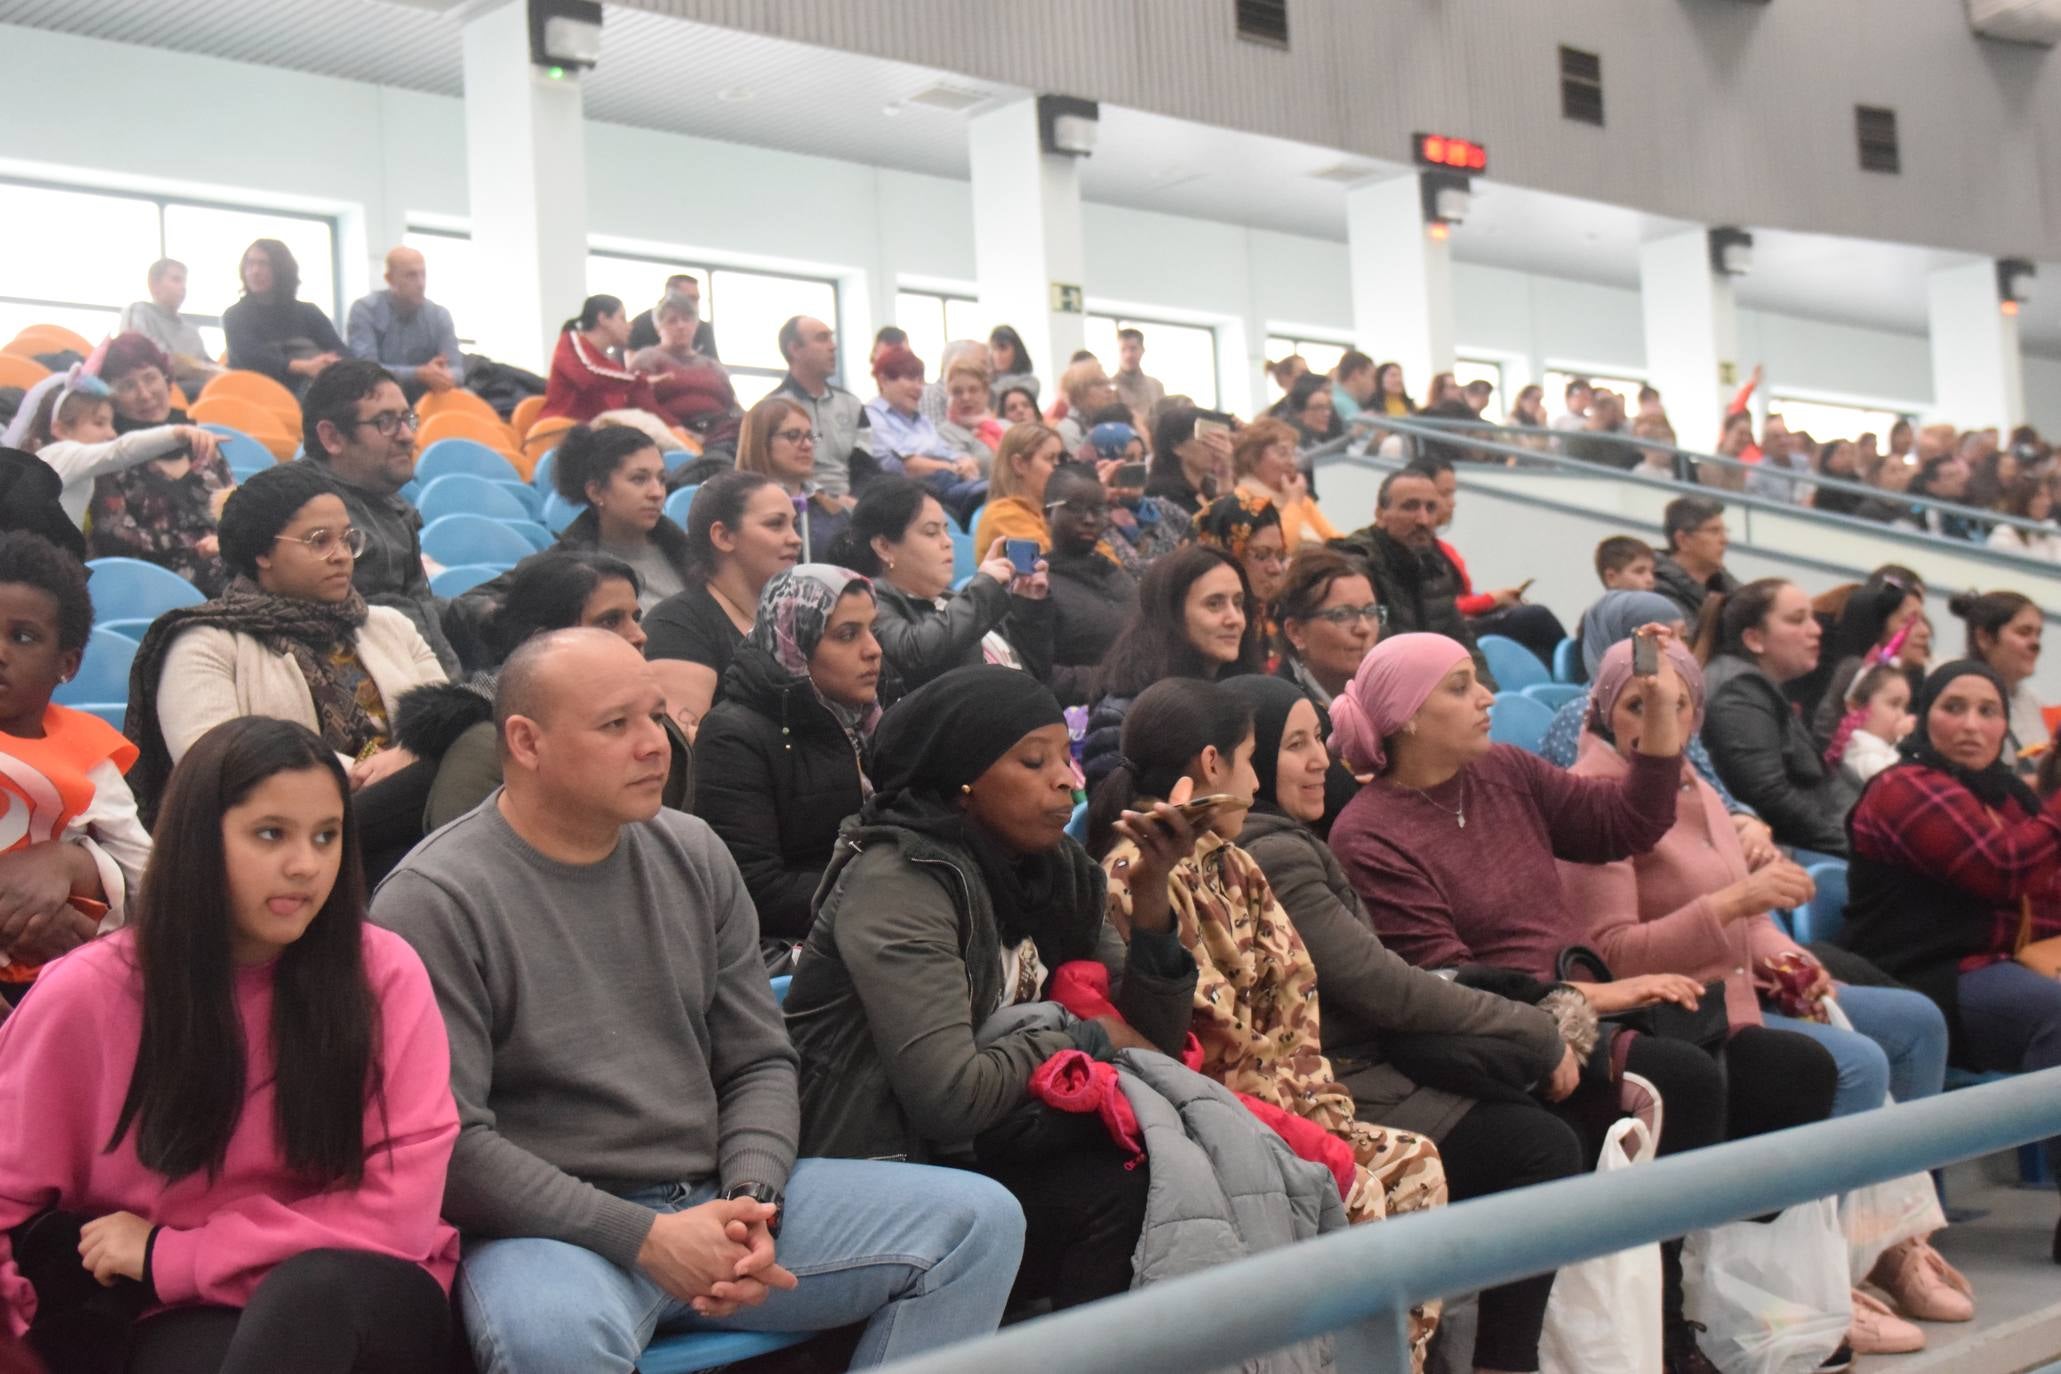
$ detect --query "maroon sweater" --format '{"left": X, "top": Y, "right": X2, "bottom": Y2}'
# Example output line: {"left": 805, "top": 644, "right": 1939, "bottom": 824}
{"left": 1330, "top": 744, "right": 1680, "bottom": 977}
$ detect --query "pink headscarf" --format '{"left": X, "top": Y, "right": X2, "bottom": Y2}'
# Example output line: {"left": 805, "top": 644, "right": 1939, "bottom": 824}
{"left": 1328, "top": 632, "right": 1472, "bottom": 774}
{"left": 1586, "top": 636, "right": 1705, "bottom": 737}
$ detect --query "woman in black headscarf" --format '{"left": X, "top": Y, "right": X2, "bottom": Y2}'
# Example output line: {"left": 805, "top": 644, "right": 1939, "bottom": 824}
{"left": 1223, "top": 675, "right": 1593, "bottom": 1374}
{"left": 1842, "top": 659, "right": 2061, "bottom": 1253}
{"left": 784, "top": 664, "right": 1201, "bottom": 1308}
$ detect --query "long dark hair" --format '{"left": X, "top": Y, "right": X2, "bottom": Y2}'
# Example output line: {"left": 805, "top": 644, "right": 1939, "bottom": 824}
{"left": 825, "top": 475, "right": 932, "bottom": 576}
{"left": 489, "top": 548, "right": 641, "bottom": 661}
{"left": 240, "top": 238, "right": 300, "bottom": 304}
{"left": 683, "top": 469, "right": 776, "bottom": 580}
{"left": 1086, "top": 678, "right": 1252, "bottom": 858}
{"left": 1825, "top": 569, "right": 1919, "bottom": 665}
{"left": 562, "top": 294, "right": 624, "bottom": 334}
{"left": 989, "top": 324, "right": 1034, "bottom": 378}
{"left": 109, "top": 718, "right": 378, "bottom": 1186}
{"left": 1950, "top": 588, "right": 2037, "bottom": 660}
{"left": 1715, "top": 577, "right": 1790, "bottom": 659}
{"left": 1096, "top": 544, "right": 1263, "bottom": 697}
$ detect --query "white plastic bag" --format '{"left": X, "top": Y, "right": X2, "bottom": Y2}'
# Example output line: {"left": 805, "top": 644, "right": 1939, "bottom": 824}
{"left": 1682, "top": 1197, "right": 1852, "bottom": 1374}
{"left": 1820, "top": 1001, "right": 1947, "bottom": 1277}
{"left": 1538, "top": 1116, "right": 1663, "bottom": 1374}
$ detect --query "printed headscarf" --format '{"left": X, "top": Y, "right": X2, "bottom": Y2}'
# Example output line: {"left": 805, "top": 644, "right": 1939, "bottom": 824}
{"left": 749, "top": 562, "right": 883, "bottom": 743}
{"left": 1087, "top": 422, "right": 1138, "bottom": 461}
{"left": 1328, "top": 632, "right": 1472, "bottom": 775}
{"left": 1191, "top": 489, "right": 1281, "bottom": 562}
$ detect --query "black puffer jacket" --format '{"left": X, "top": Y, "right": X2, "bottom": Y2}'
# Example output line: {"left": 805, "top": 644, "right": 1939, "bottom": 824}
{"left": 1328, "top": 525, "right": 1494, "bottom": 689}
{"left": 1047, "top": 551, "right": 1137, "bottom": 707}
{"left": 1703, "top": 653, "right": 1856, "bottom": 854}
{"left": 1081, "top": 691, "right": 1135, "bottom": 794}
{"left": 872, "top": 574, "right": 1053, "bottom": 693}
{"left": 694, "top": 640, "right": 870, "bottom": 944}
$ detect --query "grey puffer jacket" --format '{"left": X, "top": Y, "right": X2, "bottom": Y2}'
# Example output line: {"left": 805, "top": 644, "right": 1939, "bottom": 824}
{"left": 978, "top": 1003, "right": 1345, "bottom": 1374}
{"left": 1238, "top": 808, "right": 1564, "bottom": 1140}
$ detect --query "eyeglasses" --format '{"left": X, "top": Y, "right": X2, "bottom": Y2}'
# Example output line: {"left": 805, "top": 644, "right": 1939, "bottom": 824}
{"left": 274, "top": 526, "right": 368, "bottom": 559}
{"left": 1307, "top": 603, "right": 1388, "bottom": 628}
{"left": 1045, "top": 498, "right": 1109, "bottom": 517}
{"left": 349, "top": 410, "right": 419, "bottom": 438}
{"left": 773, "top": 427, "right": 816, "bottom": 446}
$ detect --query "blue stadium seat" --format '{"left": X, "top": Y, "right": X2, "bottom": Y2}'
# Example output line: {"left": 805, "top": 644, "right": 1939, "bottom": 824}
{"left": 662, "top": 446, "right": 702, "bottom": 475}
{"left": 1065, "top": 799, "right": 1088, "bottom": 843}
{"left": 639, "top": 1330, "right": 812, "bottom": 1374}
{"left": 663, "top": 484, "right": 700, "bottom": 527}
{"left": 1789, "top": 861, "right": 1848, "bottom": 945}
{"left": 200, "top": 424, "right": 276, "bottom": 480}
{"left": 94, "top": 619, "right": 154, "bottom": 643}
{"left": 430, "top": 563, "right": 505, "bottom": 598}
{"left": 531, "top": 449, "right": 558, "bottom": 493}
{"left": 417, "top": 474, "right": 536, "bottom": 526}
{"left": 398, "top": 479, "right": 421, "bottom": 507}
{"left": 71, "top": 703, "right": 128, "bottom": 732}
{"left": 1552, "top": 637, "right": 1582, "bottom": 685}
{"left": 509, "top": 518, "right": 554, "bottom": 552}
{"left": 1521, "top": 683, "right": 1584, "bottom": 711}
{"left": 86, "top": 557, "right": 204, "bottom": 624}
{"left": 958, "top": 502, "right": 983, "bottom": 534}
{"left": 949, "top": 525, "right": 975, "bottom": 584}
{"left": 1479, "top": 634, "right": 1550, "bottom": 692}
{"left": 540, "top": 490, "right": 583, "bottom": 535}
{"left": 420, "top": 514, "right": 534, "bottom": 570}
{"left": 416, "top": 438, "right": 519, "bottom": 484}
{"left": 54, "top": 627, "right": 137, "bottom": 708}
{"left": 1487, "top": 692, "right": 1555, "bottom": 754}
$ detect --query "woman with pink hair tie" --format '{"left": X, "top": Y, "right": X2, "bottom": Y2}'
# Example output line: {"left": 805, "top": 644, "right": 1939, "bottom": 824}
{"left": 1327, "top": 631, "right": 1841, "bottom": 1374}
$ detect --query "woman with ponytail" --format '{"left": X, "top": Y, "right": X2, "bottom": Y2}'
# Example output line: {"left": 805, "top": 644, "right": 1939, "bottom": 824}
{"left": 0, "top": 716, "right": 458, "bottom": 1372}
{"left": 538, "top": 295, "right": 659, "bottom": 425}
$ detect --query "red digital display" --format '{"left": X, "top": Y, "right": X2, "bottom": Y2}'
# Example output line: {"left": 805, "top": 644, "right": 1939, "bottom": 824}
{"left": 1414, "top": 132, "right": 1487, "bottom": 173}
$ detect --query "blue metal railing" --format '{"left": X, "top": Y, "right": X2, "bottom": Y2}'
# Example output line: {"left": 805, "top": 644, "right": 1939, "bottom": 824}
{"left": 878, "top": 1067, "right": 2061, "bottom": 1374}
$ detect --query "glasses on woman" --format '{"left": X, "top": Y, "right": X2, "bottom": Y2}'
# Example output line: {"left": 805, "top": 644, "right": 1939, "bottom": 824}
{"left": 772, "top": 427, "right": 816, "bottom": 446}
{"left": 274, "top": 526, "right": 369, "bottom": 559}
{"left": 1308, "top": 603, "right": 1387, "bottom": 628}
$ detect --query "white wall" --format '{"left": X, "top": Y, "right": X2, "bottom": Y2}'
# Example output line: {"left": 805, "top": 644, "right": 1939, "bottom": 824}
{"left": 3, "top": 23, "right": 2053, "bottom": 435}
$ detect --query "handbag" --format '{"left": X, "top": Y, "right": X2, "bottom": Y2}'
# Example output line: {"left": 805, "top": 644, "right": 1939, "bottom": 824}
{"left": 2013, "top": 897, "right": 2061, "bottom": 978}
{"left": 1556, "top": 946, "right": 1730, "bottom": 1052}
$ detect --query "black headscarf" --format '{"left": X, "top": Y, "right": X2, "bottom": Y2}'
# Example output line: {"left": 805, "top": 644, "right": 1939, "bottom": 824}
{"left": 1897, "top": 659, "right": 2039, "bottom": 812}
{"left": 865, "top": 665, "right": 1093, "bottom": 950}
{"left": 1220, "top": 675, "right": 1314, "bottom": 812}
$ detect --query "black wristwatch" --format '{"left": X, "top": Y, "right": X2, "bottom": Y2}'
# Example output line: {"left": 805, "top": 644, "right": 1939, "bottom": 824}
{"left": 724, "top": 1181, "right": 784, "bottom": 1238}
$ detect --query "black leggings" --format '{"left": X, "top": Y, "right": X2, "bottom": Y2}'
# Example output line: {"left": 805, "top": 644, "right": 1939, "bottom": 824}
{"left": 129, "top": 1249, "right": 449, "bottom": 1374}
{"left": 354, "top": 757, "right": 439, "bottom": 887}
{"left": 974, "top": 1145, "right": 1150, "bottom": 1312}
{"left": 1439, "top": 1100, "right": 1586, "bottom": 1372}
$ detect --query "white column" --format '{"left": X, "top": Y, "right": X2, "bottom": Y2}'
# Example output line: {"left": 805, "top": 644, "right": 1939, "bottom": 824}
{"left": 1928, "top": 259, "right": 2024, "bottom": 431}
{"left": 1638, "top": 228, "right": 1738, "bottom": 453}
{"left": 461, "top": 0, "right": 589, "bottom": 372}
{"left": 967, "top": 99, "right": 1087, "bottom": 383}
{"left": 1346, "top": 175, "right": 1453, "bottom": 400}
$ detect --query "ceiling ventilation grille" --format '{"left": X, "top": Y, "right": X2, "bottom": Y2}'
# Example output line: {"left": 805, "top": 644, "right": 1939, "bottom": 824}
{"left": 1559, "top": 46, "right": 1604, "bottom": 126}
{"left": 904, "top": 83, "right": 988, "bottom": 113}
{"left": 1856, "top": 105, "right": 1901, "bottom": 173}
{"left": 1236, "top": 0, "right": 1290, "bottom": 48}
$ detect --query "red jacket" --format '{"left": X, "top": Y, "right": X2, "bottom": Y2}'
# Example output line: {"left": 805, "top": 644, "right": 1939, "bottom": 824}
{"left": 539, "top": 330, "right": 655, "bottom": 423}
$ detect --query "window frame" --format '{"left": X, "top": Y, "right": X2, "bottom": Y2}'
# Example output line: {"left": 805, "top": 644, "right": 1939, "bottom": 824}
{"left": 586, "top": 246, "right": 841, "bottom": 399}
{"left": 1085, "top": 310, "right": 1221, "bottom": 410}
{"left": 0, "top": 173, "right": 342, "bottom": 349}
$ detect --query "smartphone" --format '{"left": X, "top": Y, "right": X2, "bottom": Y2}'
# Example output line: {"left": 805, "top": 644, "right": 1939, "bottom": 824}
{"left": 1194, "top": 417, "right": 1232, "bottom": 443}
{"left": 1632, "top": 633, "right": 1659, "bottom": 677}
{"left": 1515, "top": 577, "right": 1535, "bottom": 598}
{"left": 1171, "top": 793, "right": 1239, "bottom": 823}
{"left": 1114, "top": 461, "right": 1149, "bottom": 488}
{"left": 1004, "top": 538, "right": 1042, "bottom": 577}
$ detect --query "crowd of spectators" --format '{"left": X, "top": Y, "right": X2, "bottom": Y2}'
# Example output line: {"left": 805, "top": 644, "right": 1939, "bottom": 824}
{"left": 2, "top": 273, "right": 2060, "bottom": 1374}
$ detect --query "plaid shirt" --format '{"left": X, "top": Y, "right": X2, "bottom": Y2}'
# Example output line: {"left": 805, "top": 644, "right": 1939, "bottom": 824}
{"left": 1850, "top": 763, "right": 2061, "bottom": 968}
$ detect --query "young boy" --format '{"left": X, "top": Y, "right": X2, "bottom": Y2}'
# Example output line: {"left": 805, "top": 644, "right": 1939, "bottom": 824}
{"left": 1594, "top": 535, "right": 1656, "bottom": 591}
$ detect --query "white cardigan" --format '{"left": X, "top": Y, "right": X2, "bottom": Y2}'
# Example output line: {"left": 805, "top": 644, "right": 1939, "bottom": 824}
{"left": 155, "top": 605, "right": 447, "bottom": 769}
{"left": 37, "top": 425, "right": 189, "bottom": 524}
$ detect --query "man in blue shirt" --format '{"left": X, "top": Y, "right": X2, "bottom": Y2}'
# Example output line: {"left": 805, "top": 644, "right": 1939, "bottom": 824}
{"left": 346, "top": 246, "right": 465, "bottom": 401}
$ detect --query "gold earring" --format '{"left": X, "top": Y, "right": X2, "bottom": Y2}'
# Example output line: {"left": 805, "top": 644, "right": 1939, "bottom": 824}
{"left": 1405, "top": 721, "right": 1418, "bottom": 735}
{"left": 960, "top": 783, "right": 972, "bottom": 795}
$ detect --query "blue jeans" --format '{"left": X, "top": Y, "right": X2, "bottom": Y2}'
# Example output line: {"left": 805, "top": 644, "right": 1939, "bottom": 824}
{"left": 1762, "top": 984, "right": 1948, "bottom": 1116}
{"left": 456, "top": 1159, "right": 1025, "bottom": 1373}
{"left": 1958, "top": 960, "right": 2061, "bottom": 1172}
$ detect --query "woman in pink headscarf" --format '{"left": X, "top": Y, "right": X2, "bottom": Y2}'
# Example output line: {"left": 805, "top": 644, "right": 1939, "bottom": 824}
{"left": 1326, "top": 631, "right": 1836, "bottom": 1371}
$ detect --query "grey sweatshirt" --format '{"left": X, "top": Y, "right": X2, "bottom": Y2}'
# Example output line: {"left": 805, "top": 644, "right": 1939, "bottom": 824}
{"left": 374, "top": 796, "right": 798, "bottom": 1269}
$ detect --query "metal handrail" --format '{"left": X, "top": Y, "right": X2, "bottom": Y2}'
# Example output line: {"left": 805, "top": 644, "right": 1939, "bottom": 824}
{"left": 1358, "top": 412, "right": 2053, "bottom": 538}
{"left": 878, "top": 1067, "right": 2061, "bottom": 1374}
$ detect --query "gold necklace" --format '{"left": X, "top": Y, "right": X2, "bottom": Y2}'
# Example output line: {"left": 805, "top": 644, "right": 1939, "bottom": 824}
{"left": 1406, "top": 784, "right": 1466, "bottom": 829}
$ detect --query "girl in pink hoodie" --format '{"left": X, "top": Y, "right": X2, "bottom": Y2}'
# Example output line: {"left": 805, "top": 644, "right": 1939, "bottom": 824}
{"left": 0, "top": 716, "right": 459, "bottom": 1373}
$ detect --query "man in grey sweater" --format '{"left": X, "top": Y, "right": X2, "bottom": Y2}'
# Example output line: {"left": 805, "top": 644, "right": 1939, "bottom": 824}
{"left": 376, "top": 629, "right": 1024, "bottom": 1372}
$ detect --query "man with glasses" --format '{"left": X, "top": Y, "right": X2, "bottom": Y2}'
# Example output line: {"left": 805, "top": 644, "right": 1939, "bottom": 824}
{"left": 295, "top": 359, "right": 460, "bottom": 673}
{"left": 1041, "top": 464, "right": 1137, "bottom": 706}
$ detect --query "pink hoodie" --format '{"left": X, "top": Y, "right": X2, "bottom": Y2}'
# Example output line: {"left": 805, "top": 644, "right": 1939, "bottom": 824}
{"left": 0, "top": 926, "right": 460, "bottom": 1335}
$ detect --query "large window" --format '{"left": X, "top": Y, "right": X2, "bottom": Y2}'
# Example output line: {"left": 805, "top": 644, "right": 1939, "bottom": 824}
{"left": 1452, "top": 356, "right": 1505, "bottom": 410}
{"left": 588, "top": 251, "right": 838, "bottom": 406}
{"left": 1541, "top": 366, "right": 1646, "bottom": 422}
{"left": 893, "top": 290, "right": 987, "bottom": 377}
{"left": 1265, "top": 333, "right": 1353, "bottom": 399}
{"left": 1766, "top": 394, "right": 1911, "bottom": 445}
{"left": 1084, "top": 314, "right": 1219, "bottom": 410}
{"left": 403, "top": 228, "right": 481, "bottom": 348}
{"left": 0, "top": 178, "right": 338, "bottom": 360}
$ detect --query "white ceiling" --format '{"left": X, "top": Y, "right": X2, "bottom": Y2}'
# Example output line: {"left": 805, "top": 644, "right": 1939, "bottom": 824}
{"left": 3, "top": 0, "right": 2057, "bottom": 352}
